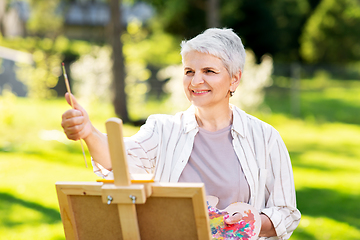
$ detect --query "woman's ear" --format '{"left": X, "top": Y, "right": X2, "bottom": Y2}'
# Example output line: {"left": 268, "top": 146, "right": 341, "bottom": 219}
{"left": 230, "top": 70, "right": 242, "bottom": 92}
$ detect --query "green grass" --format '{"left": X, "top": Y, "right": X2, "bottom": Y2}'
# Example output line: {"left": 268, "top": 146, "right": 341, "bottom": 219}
{"left": 1, "top": 80, "right": 360, "bottom": 239}
{"left": 260, "top": 80, "right": 360, "bottom": 239}
{"left": 266, "top": 117, "right": 360, "bottom": 239}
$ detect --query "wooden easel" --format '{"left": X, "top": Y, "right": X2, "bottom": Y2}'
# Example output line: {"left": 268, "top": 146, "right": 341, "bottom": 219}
{"left": 56, "top": 118, "right": 211, "bottom": 240}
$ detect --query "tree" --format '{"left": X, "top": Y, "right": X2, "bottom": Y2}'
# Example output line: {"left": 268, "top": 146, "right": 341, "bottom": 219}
{"left": 207, "top": 0, "right": 220, "bottom": 28}
{"left": 221, "top": 0, "right": 278, "bottom": 61}
{"left": 300, "top": 0, "right": 360, "bottom": 64}
{"left": 140, "top": 0, "right": 207, "bottom": 39}
{"left": 266, "top": 0, "right": 312, "bottom": 62}
{"left": 27, "top": 0, "right": 63, "bottom": 38}
{"left": 142, "top": 0, "right": 314, "bottom": 62}
{"left": 109, "top": 0, "right": 129, "bottom": 122}
{"left": 0, "top": 0, "right": 9, "bottom": 36}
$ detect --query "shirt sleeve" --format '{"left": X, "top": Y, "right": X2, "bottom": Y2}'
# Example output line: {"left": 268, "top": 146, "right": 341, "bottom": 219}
{"left": 261, "top": 129, "right": 301, "bottom": 239}
{"left": 91, "top": 116, "right": 160, "bottom": 179}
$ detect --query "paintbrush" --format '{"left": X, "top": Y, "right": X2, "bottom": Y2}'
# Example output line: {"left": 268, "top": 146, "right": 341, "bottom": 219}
{"left": 62, "top": 62, "right": 88, "bottom": 168}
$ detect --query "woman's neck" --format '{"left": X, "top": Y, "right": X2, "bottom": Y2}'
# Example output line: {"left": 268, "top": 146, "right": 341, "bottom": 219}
{"left": 195, "top": 105, "right": 233, "bottom": 132}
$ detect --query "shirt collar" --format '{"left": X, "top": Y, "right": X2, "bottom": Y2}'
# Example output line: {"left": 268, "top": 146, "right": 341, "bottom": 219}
{"left": 230, "top": 104, "right": 247, "bottom": 138}
{"left": 183, "top": 105, "right": 198, "bottom": 133}
{"left": 182, "top": 104, "right": 247, "bottom": 137}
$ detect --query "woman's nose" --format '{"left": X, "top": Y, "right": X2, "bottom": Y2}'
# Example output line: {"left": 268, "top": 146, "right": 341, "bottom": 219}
{"left": 191, "top": 72, "right": 204, "bottom": 85}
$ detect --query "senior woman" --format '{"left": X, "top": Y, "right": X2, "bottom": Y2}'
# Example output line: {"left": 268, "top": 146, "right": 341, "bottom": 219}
{"left": 61, "top": 28, "right": 301, "bottom": 239}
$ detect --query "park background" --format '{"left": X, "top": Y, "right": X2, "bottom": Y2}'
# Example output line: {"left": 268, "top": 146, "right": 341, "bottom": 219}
{"left": 0, "top": 0, "right": 360, "bottom": 239}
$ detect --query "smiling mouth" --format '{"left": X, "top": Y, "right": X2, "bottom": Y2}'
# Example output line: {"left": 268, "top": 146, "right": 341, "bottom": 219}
{"left": 192, "top": 90, "right": 210, "bottom": 94}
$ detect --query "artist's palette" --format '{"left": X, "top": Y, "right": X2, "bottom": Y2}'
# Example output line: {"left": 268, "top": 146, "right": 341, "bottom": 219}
{"left": 207, "top": 196, "right": 261, "bottom": 240}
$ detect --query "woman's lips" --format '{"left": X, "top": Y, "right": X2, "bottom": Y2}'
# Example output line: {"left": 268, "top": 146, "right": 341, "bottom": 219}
{"left": 192, "top": 90, "right": 210, "bottom": 94}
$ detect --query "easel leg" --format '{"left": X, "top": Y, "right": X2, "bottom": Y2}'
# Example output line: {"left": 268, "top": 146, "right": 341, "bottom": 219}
{"left": 117, "top": 204, "right": 141, "bottom": 240}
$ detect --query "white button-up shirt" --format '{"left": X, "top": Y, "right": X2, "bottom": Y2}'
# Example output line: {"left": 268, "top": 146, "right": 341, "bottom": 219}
{"left": 93, "top": 105, "right": 301, "bottom": 239}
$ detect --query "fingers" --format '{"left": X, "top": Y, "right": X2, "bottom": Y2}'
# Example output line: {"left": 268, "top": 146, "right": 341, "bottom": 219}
{"left": 61, "top": 110, "right": 84, "bottom": 128}
{"left": 64, "top": 93, "right": 89, "bottom": 119}
{"left": 62, "top": 93, "right": 93, "bottom": 141}
{"left": 224, "top": 212, "right": 243, "bottom": 225}
{"left": 62, "top": 119, "right": 89, "bottom": 140}
{"left": 65, "top": 92, "right": 74, "bottom": 107}
{"left": 62, "top": 108, "right": 82, "bottom": 120}
{"left": 61, "top": 112, "right": 86, "bottom": 140}
{"left": 65, "top": 93, "right": 84, "bottom": 111}
{"left": 63, "top": 122, "right": 87, "bottom": 140}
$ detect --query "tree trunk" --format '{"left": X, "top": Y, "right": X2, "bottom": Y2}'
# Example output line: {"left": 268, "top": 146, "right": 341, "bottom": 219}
{"left": 0, "top": 0, "right": 7, "bottom": 36}
{"left": 109, "top": 0, "right": 129, "bottom": 122}
{"left": 206, "top": 0, "right": 220, "bottom": 28}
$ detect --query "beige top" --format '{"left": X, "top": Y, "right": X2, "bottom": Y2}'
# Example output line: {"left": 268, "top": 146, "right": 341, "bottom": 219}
{"left": 178, "top": 125, "right": 250, "bottom": 209}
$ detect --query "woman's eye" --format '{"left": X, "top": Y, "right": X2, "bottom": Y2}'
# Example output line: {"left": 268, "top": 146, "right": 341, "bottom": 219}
{"left": 185, "top": 70, "right": 194, "bottom": 75}
{"left": 206, "top": 69, "right": 215, "bottom": 74}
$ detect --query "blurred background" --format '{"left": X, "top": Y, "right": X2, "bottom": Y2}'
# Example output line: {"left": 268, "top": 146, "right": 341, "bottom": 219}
{"left": 0, "top": 0, "right": 360, "bottom": 239}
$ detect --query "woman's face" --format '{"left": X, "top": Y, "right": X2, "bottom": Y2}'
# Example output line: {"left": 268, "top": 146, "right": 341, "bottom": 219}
{"left": 183, "top": 51, "right": 239, "bottom": 110}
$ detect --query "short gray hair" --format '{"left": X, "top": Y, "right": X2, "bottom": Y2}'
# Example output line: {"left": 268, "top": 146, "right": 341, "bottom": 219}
{"left": 180, "top": 28, "right": 246, "bottom": 77}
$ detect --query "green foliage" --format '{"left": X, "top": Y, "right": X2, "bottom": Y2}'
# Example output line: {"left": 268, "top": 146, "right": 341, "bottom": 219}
{"left": 141, "top": 0, "right": 206, "bottom": 39}
{"left": 269, "top": 0, "right": 311, "bottom": 61}
{"left": 66, "top": 19, "right": 181, "bottom": 116}
{"left": 121, "top": 20, "right": 181, "bottom": 115}
{"left": 16, "top": 50, "right": 63, "bottom": 98}
{"left": 70, "top": 45, "right": 113, "bottom": 106}
{"left": 143, "top": 0, "right": 314, "bottom": 61}
{"left": 300, "top": 0, "right": 360, "bottom": 63}
{"left": 26, "top": 0, "right": 63, "bottom": 38}
{"left": 142, "top": 0, "right": 360, "bottom": 64}
{"left": 1, "top": 15, "right": 180, "bottom": 100}
{"left": 0, "top": 35, "right": 93, "bottom": 98}
{"left": 222, "top": 0, "right": 279, "bottom": 59}
{"left": 122, "top": 19, "right": 182, "bottom": 67}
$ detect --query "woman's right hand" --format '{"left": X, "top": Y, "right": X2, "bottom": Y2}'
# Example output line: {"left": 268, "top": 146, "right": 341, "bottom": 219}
{"left": 61, "top": 93, "right": 93, "bottom": 141}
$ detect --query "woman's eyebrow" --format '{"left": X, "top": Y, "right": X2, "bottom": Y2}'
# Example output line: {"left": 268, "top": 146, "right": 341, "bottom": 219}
{"left": 203, "top": 67, "right": 220, "bottom": 72}
{"left": 183, "top": 67, "right": 194, "bottom": 71}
